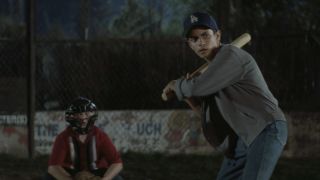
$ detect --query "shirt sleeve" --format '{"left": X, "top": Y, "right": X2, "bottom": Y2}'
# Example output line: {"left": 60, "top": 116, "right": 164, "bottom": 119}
{"left": 100, "top": 132, "right": 122, "bottom": 164}
{"left": 48, "top": 133, "right": 68, "bottom": 166}
{"left": 175, "top": 46, "right": 245, "bottom": 100}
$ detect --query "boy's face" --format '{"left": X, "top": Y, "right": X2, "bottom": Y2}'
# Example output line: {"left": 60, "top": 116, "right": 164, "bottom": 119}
{"left": 71, "top": 111, "right": 94, "bottom": 128}
{"left": 186, "top": 28, "right": 221, "bottom": 60}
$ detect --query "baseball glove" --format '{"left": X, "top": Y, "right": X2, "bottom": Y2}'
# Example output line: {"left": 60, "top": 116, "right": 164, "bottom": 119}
{"left": 74, "top": 171, "right": 101, "bottom": 180}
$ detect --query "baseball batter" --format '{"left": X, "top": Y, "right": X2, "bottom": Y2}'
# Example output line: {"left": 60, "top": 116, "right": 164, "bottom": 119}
{"left": 163, "top": 12, "right": 288, "bottom": 180}
{"left": 44, "top": 97, "right": 123, "bottom": 180}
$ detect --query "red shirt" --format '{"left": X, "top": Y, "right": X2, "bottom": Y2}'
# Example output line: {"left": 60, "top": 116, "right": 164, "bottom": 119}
{"left": 48, "top": 126, "right": 122, "bottom": 170}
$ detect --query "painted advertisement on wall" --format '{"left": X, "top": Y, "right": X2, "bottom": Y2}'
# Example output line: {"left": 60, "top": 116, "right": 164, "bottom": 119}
{"left": 33, "top": 110, "right": 213, "bottom": 155}
{"left": 0, "top": 114, "right": 28, "bottom": 156}
{"left": 1, "top": 111, "right": 319, "bottom": 158}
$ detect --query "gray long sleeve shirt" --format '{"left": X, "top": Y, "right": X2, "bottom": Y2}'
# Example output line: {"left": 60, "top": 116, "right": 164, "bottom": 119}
{"left": 175, "top": 44, "right": 286, "bottom": 146}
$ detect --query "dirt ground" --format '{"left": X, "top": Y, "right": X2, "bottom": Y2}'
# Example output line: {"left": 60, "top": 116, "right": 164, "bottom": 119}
{"left": 0, "top": 152, "right": 320, "bottom": 180}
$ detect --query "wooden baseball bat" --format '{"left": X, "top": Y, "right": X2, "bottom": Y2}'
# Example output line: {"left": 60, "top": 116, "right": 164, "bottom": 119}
{"left": 162, "top": 33, "right": 251, "bottom": 101}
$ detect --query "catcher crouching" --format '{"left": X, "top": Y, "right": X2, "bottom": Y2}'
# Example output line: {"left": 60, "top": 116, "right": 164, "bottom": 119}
{"left": 44, "top": 97, "right": 123, "bottom": 180}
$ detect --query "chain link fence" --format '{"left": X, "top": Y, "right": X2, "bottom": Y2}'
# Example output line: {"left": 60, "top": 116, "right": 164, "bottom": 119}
{"left": 0, "top": 23, "right": 27, "bottom": 113}
{"left": 35, "top": 38, "right": 201, "bottom": 110}
{"left": 251, "top": 34, "right": 320, "bottom": 111}
{"left": 1, "top": 36, "right": 319, "bottom": 112}
{"left": 33, "top": 35, "right": 320, "bottom": 111}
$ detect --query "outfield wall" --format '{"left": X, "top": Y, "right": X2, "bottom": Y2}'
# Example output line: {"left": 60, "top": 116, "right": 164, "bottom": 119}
{"left": 0, "top": 111, "right": 319, "bottom": 158}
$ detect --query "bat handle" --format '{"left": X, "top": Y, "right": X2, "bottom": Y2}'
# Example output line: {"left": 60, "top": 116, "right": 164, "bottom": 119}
{"left": 161, "top": 91, "right": 176, "bottom": 101}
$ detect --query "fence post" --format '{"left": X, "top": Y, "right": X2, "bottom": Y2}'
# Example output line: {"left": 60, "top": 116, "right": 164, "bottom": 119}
{"left": 27, "top": 0, "right": 36, "bottom": 159}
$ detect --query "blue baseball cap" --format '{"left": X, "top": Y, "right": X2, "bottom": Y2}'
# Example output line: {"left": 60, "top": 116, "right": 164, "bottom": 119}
{"left": 183, "top": 12, "right": 219, "bottom": 37}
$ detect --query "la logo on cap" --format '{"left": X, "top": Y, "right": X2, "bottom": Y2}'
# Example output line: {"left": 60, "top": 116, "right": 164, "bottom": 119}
{"left": 190, "top": 15, "right": 198, "bottom": 23}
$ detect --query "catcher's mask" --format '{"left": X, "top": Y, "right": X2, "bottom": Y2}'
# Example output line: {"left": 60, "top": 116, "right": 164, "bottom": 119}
{"left": 65, "top": 97, "right": 98, "bottom": 134}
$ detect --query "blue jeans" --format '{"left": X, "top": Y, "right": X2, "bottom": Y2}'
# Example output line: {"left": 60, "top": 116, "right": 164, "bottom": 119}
{"left": 216, "top": 120, "right": 288, "bottom": 180}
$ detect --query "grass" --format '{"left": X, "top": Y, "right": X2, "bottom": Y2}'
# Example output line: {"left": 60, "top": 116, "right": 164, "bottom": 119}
{"left": 0, "top": 152, "right": 319, "bottom": 180}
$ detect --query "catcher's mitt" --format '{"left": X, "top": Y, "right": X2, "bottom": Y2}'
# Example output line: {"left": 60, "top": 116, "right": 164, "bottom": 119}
{"left": 74, "top": 171, "right": 101, "bottom": 180}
